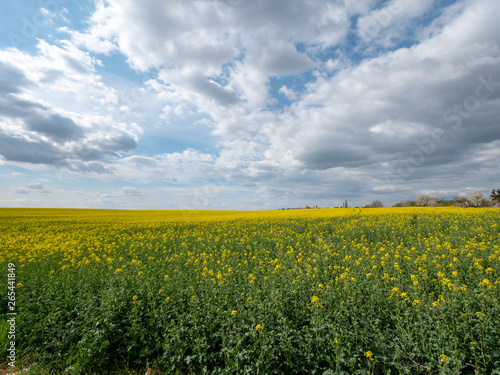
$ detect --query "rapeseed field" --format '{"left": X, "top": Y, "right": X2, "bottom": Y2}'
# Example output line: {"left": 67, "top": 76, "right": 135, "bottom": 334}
{"left": 1, "top": 207, "right": 499, "bottom": 374}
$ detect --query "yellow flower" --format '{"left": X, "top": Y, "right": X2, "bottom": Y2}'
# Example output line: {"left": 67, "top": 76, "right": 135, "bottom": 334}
{"left": 255, "top": 324, "right": 263, "bottom": 331}
{"left": 165, "top": 297, "right": 171, "bottom": 302}
{"left": 439, "top": 354, "right": 449, "bottom": 363}
{"left": 479, "top": 279, "right": 491, "bottom": 288}
{"left": 231, "top": 310, "right": 237, "bottom": 316}
{"left": 410, "top": 274, "right": 419, "bottom": 286}
{"left": 17, "top": 283, "right": 23, "bottom": 288}
{"left": 311, "top": 295, "right": 324, "bottom": 307}
{"left": 132, "top": 295, "right": 138, "bottom": 301}
{"left": 115, "top": 268, "right": 122, "bottom": 274}
{"left": 364, "top": 351, "right": 374, "bottom": 360}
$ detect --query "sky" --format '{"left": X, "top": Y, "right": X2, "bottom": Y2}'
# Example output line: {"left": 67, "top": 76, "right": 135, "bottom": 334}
{"left": 0, "top": 0, "right": 499, "bottom": 210}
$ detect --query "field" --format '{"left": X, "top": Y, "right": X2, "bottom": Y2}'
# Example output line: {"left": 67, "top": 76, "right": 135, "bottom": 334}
{"left": 1, "top": 207, "right": 500, "bottom": 374}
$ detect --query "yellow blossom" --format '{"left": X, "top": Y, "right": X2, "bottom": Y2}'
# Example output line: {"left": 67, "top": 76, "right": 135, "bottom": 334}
{"left": 439, "top": 354, "right": 449, "bottom": 363}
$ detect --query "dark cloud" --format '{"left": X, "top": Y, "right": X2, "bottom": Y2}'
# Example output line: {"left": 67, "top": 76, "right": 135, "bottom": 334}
{"left": 190, "top": 78, "right": 240, "bottom": 105}
{"left": 25, "top": 114, "right": 85, "bottom": 143}
{"left": 0, "top": 62, "right": 30, "bottom": 95}
{"left": 95, "top": 132, "right": 138, "bottom": 155}
{"left": 0, "top": 59, "right": 138, "bottom": 173}
{"left": 0, "top": 96, "right": 49, "bottom": 118}
{"left": 0, "top": 131, "right": 63, "bottom": 164}
{"left": 297, "top": 147, "right": 370, "bottom": 170}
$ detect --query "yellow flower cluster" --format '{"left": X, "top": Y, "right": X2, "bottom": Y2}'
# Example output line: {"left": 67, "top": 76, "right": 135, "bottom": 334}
{"left": 1, "top": 206, "right": 499, "bottom": 356}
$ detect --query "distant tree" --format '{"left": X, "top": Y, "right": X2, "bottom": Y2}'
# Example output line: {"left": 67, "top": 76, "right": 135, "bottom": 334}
{"left": 415, "top": 194, "right": 428, "bottom": 206}
{"left": 427, "top": 197, "right": 444, "bottom": 207}
{"left": 415, "top": 194, "right": 443, "bottom": 207}
{"left": 435, "top": 197, "right": 445, "bottom": 206}
{"left": 416, "top": 194, "right": 432, "bottom": 206}
{"left": 440, "top": 198, "right": 454, "bottom": 206}
{"left": 469, "top": 192, "right": 484, "bottom": 207}
{"left": 491, "top": 189, "right": 500, "bottom": 202}
{"left": 371, "top": 200, "right": 384, "bottom": 208}
{"left": 452, "top": 196, "right": 467, "bottom": 206}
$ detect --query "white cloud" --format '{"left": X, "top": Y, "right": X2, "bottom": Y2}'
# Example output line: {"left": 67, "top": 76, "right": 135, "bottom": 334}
{"left": 2, "top": 0, "right": 500, "bottom": 209}
{"left": 69, "top": 0, "right": 349, "bottom": 111}
{"left": 0, "top": 40, "right": 141, "bottom": 173}
{"left": 357, "top": 0, "right": 434, "bottom": 47}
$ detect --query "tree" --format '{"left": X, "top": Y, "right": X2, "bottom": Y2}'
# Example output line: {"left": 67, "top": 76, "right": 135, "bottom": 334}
{"left": 415, "top": 194, "right": 442, "bottom": 207}
{"left": 415, "top": 194, "right": 429, "bottom": 206}
{"left": 415, "top": 194, "right": 435, "bottom": 206}
{"left": 491, "top": 189, "right": 500, "bottom": 202}
{"left": 371, "top": 200, "right": 384, "bottom": 208}
{"left": 469, "top": 192, "right": 484, "bottom": 207}
{"left": 452, "top": 196, "right": 467, "bottom": 206}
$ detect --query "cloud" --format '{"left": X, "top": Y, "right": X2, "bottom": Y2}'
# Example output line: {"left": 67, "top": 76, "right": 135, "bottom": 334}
{"left": 14, "top": 182, "right": 53, "bottom": 194}
{"left": 2, "top": 0, "right": 500, "bottom": 209}
{"left": 68, "top": 0, "right": 349, "bottom": 113}
{"left": 119, "top": 186, "right": 145, "bottom": 196}
{"left": 357, "top": 0, "right": 434, "bottom": 47}
{"left": 0, "top": 62, "right": 30, "bottom": 95}
{"left": 0, "top": 131, "right": 63, "bottom": 165}
{"left": 0, "top": 41, "right": 140, "bottom": 173}
{"left": 197, "top": 0, "right": 500, "bottom": 203}
{"left": 25, "top": 113, "right": 84, "bottom": 143}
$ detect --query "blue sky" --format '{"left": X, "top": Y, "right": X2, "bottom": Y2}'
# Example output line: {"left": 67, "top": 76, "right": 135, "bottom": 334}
{"left": 0, "top": 0, "right": 499, "bottom": 210}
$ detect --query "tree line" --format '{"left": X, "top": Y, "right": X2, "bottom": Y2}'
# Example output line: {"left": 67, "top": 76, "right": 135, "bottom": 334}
{"left": 393, "top": 189, "right": 500, "bottom": 208}
{"left": 275, "top": 189, "right": 500, "bottom": 210}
